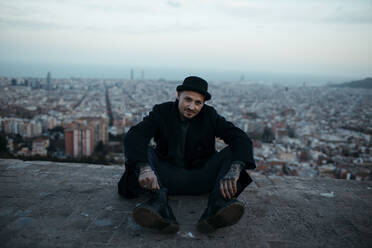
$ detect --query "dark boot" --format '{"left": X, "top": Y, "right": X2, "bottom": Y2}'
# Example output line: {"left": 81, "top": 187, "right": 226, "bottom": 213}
{"left": 132, "top": 189, "right": 179, "bottom": 234}
{"left": 197, "top": 193, "right": 245, "bottom": 233}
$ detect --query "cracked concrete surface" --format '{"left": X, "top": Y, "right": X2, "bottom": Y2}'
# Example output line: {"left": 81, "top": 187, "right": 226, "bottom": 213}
{"left": 0, "top": 159, "right": 371, "bottom": 248}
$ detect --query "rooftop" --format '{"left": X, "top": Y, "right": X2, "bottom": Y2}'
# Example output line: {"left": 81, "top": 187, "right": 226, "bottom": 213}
{"left": 0, "top": 159, "right": 371, "bottom": 248}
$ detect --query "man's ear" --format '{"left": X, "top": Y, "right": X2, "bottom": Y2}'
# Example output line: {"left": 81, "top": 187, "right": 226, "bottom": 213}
{"left": 177, "top": 91, "right": 181, "bottom": 100}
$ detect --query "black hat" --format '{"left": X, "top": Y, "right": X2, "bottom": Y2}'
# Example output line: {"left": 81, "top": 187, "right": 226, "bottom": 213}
{"left": 176, "top": 76, "right": 211, "bottom": 101}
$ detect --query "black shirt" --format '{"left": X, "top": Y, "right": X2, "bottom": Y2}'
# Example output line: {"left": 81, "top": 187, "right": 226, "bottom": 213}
{"left": 173, "top": 118, "right": 190, "bottom": 168}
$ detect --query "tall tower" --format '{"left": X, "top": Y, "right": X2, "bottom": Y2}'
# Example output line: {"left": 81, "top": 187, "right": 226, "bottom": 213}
{"left": 130, "top": 69, "right": 134, "bottom": 80}
{"left": 47, "top": 71, "right": 51, "bottom": 90}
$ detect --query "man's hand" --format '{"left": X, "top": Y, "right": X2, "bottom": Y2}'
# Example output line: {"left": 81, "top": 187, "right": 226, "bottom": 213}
{"left": 220, "top": 163, "right": 243, "bottom": 199}
{"left": 138, "top": 165, "right": 160, "bottom": 190}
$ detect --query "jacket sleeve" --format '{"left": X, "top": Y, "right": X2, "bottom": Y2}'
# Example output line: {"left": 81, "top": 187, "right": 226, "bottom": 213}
{"left": 212, "top": 109, "right": 256, "bottom": 169}
{"left": 124, "top": 105, "right": 162, "bottom": 169}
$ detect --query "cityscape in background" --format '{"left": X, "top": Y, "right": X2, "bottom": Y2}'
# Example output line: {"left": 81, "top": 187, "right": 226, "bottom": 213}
{"left": 0, "top": 61, "right": 356, "bottom": 86}
{"left": 0, "top": 71, "right": 371, "bottom": 181}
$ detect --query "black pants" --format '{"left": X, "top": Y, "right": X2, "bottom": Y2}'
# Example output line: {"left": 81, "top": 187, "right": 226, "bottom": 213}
{"left": 118, "top": 147, "right": 252, "bottom": 198}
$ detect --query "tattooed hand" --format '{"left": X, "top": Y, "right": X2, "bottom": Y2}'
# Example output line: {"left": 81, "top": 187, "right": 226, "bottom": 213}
{"left": 138, "top": 164, "right": 160, "bottom": 190}
{"left": 220, "top": 163, "right": 244, "bottom": 199}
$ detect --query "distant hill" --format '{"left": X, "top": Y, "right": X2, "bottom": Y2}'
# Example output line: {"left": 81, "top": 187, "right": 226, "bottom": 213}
{"left": 331, "top": 77, "right": 372, "bottom": 89}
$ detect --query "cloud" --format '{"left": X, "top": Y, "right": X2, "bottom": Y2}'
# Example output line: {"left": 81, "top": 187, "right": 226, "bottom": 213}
{"left": 325, "top": 6, "right": 372, "bottom": 24}
{"left": 0, "top": 16, "right": 207, "bottom": 35}
{"left": 167, "top": 0, "right": 181, "bottom": 8}
{"left": 1, "top": 0, "right": 371, "bottom": 36}
{"left": 0, "top": 17, "right": 75, "bottom": 30}
{"left": 0, "top": 0, "right": 214, "bottom": 34}
{"left": 216, "top": 0, "right": 372, "bottom": 25}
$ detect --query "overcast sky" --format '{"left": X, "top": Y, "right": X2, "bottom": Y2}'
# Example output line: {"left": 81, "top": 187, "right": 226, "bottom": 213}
{"left": 0, "top": 0, "right": 371, "bottom": 81}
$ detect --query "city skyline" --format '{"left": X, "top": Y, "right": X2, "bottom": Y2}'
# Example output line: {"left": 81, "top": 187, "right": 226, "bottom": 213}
{"left": 0, "top": 0, "right": 371, "bottom": 83}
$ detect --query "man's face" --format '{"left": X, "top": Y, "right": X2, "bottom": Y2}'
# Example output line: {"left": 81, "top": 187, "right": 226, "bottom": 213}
{"left": 177, "top": 91, "right": 205, "bottom": 120}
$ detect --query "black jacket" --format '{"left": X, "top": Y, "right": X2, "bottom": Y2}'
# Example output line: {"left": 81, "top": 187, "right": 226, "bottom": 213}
{"left": 124, "top": 100, "right": 256, "bottom": 170}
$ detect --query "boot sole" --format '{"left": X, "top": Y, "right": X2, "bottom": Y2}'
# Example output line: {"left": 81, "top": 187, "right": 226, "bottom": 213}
{"left": 197, "top": 201, "right": 245, "bottom": 234}
{"left": 133, "top": 207, "right": 179, "bottom": 234}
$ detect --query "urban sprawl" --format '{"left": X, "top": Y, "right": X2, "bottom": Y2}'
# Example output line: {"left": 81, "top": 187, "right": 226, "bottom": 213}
{"left": 0, "top": 75, "right": 371, "bottom": 181}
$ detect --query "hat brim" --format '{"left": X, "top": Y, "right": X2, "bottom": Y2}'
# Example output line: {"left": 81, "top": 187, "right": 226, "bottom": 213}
{"left": 176, "top": 85, "right": 211, "bottom": 101}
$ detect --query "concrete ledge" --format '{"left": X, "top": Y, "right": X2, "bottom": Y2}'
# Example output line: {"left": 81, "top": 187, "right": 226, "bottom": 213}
{"left": 0, "top": 159, "right": 372, "bottom": 248}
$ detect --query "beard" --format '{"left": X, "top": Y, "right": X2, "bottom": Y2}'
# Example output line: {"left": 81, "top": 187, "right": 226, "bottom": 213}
{"left": 182, "top": 108, "right": 197, "bottom": 119}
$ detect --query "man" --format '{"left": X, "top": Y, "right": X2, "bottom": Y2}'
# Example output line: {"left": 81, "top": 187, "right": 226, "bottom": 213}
{"left": 118, "top": 76, "right": 256, "bottom": 234}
